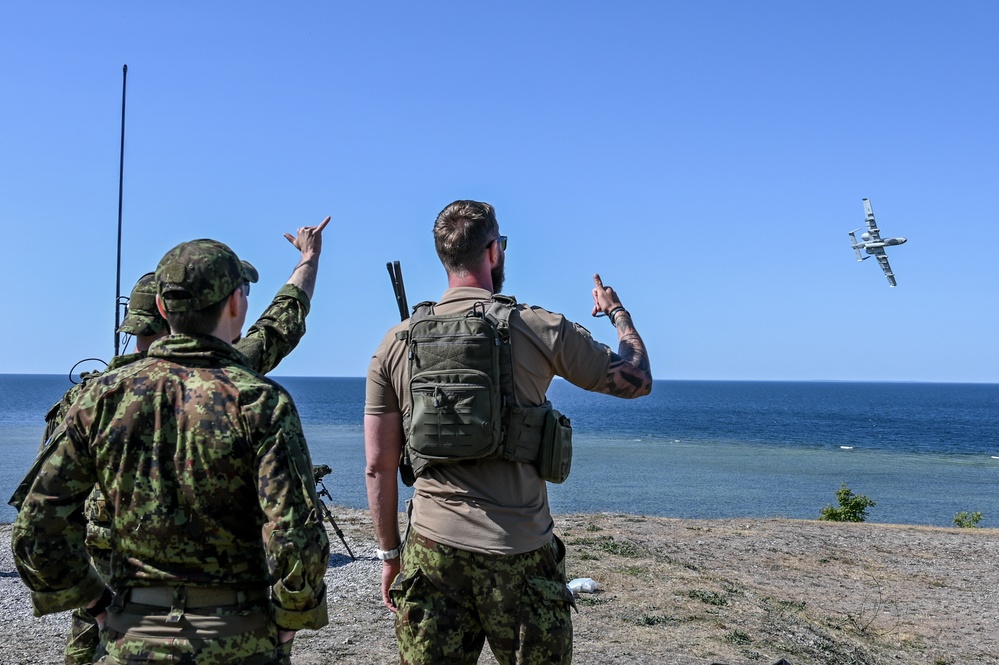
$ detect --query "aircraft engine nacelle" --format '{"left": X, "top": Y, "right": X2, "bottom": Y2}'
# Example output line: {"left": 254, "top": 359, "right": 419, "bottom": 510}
{"left": 885, "top": 237, "right": 907, "bottom": 246}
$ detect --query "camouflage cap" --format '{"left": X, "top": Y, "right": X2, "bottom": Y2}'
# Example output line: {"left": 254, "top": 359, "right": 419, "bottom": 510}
{"left": 155, "top": 239, "right": 259, "bottom": 313}
{"left": 117, "top": 272, "right": 168, "bottom": 336}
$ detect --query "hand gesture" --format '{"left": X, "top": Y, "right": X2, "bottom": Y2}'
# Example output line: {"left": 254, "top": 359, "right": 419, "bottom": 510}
{"left": 591, "top": 273, "right": 624, "bottom": 318}
{"left": 284, "top": 216, "right": 331, "bottom": 261}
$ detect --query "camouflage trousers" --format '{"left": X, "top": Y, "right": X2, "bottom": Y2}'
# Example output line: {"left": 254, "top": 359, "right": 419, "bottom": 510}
{"left": 390, "top": 531, "right": 575, "bottom": 665}
{"left": 65, "top": 538, "right": 112, "bottom": 665}
{"left": 66, "top": 607, "right": 102, "bottom": 665}
{"left": 94, "top": 602, "right": 289, "bottom": 664}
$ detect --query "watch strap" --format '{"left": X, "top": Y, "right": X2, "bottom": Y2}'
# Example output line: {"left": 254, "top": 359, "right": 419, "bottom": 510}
{"left": 376, "top": 546, "right": 401, "bottom": 560}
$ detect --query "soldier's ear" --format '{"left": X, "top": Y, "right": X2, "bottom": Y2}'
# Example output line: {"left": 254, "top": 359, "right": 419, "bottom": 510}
{"left": 155, "top": 295, "right": 168, "bottom": 319}
{"left": 486, "top": 238, "right": 500, "bottom": 265}
{"left": 227, "top": 291, "right": 241, "bottom": 317}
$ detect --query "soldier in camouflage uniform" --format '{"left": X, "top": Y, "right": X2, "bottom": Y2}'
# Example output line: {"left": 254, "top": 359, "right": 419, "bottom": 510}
{"left": 12, "top": 235, "right": 330, "bottom": 665}
{"left": 364, "top": 200, "right": 653, "bottom": 664}
{"left": 19, "top": 218, "right": 330, "bottom": 665}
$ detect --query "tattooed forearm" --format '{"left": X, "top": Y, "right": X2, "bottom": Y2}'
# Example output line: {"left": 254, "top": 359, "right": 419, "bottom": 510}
{"left": 603, "top": 312, "right": 653, "bottom": 398}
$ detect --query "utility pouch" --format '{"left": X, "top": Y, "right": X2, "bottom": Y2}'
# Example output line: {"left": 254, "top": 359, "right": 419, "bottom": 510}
{"left": 503, "top": 402, "right": 552, "bottom": 463}
{"left": 409, "top": 369, "right": 500, "bottom": 461}
{"left": 538, "top": 408, "right": 573, "bottom": 484}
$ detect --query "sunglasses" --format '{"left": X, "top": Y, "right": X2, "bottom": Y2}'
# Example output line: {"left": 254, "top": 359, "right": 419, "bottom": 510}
{"left": 488, "top": 235, "right": 508, "bottom": 251}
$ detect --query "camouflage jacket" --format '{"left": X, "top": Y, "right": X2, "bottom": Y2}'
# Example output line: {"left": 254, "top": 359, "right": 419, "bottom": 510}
{"left": 37, "top": 283, "right": 311, "bottom": 449}
{"left": 11, "top": 333, "right": 330, "bottom": 631}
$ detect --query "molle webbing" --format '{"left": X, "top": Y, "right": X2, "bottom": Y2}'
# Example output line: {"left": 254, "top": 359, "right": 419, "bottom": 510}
{"left": 403, "top": 295, "right": 551, "bottom": 480}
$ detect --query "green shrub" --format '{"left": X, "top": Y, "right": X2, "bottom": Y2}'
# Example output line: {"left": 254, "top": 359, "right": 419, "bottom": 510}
{"left": 586, "top": 536, "right": 643, "bottom": 557}
{"left": 953, "top": 511, "right": 983, "bottom": 528}
{"left": 819, "top": 483, "right": 876, "bottom": 522}
{"left": 724, "top": 629, "right": 753, "bottom": 645}
{"left": 687, "top": 589, "right": 728, "bottom": 606}
{"left": 637, "top": 613, "right": 680, "bottom": 626}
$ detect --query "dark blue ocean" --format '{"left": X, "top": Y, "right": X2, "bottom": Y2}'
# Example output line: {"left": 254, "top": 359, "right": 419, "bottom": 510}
{"left": 2, "top": 375, "right": 997, "bottom": 527}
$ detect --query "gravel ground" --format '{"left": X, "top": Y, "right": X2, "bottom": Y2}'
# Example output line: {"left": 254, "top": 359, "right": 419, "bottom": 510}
{"left": 3, "top": 508, "right": 997, "bottom": 664}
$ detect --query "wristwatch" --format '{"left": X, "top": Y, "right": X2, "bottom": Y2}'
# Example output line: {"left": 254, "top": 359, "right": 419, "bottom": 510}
{"left": 375, "top": 546, "right": 401, "bottom": 560}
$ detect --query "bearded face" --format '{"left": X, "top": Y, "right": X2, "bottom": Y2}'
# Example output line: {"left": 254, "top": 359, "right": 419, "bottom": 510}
{"left": 491, "top": 248, "right": 505, "bottom": 293}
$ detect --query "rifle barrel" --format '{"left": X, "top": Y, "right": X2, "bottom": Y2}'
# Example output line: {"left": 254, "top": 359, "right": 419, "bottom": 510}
{"left": 387, "top": 260, "right": 409, "bottom": 321}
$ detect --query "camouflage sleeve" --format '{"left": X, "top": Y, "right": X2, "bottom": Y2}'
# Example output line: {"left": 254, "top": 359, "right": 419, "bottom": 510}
{"left": 11, "top": 411, "right": 106, "bottom": 616}
{"left": 39, "top": 383, "right": 84, "bottom": 452}
{"left": 255, "top": 392, "right": 330, "bottom": 631}
{"left": 38, "top": 364, "right": 119, "bottom": 452}
{"left": 235, "top": 284, "right": 311, "bottom": 374}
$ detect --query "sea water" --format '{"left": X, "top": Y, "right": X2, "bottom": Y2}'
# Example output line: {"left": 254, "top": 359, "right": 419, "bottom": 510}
{"left": 2, "top": 375, "right": 996, "bottom": 527}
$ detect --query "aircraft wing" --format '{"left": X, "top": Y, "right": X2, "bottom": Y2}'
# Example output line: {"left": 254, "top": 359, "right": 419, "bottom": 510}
{"left": 862, "top": 198, "right": 883, "bottom": 241}
{"left": 871, "top": 246, "right": 897, "bottom": 287}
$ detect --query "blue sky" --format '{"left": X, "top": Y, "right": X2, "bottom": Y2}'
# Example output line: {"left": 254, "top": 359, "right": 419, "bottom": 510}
{"left": 2, "top": 2, "right": 996, "bottom": 382}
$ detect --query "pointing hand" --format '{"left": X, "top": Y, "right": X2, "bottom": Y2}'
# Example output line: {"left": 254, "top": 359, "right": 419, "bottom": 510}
{"left": 284, "top": 216, "right": 331, "bottom": 260}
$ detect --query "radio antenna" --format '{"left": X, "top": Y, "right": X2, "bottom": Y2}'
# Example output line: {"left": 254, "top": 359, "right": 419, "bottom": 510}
{"left": 114, "top": 64, "right": 128, "bottom": 357}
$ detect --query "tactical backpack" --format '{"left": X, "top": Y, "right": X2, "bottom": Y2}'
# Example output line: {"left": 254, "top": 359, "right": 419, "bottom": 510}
{"left": 398, "top": 295, "right": 573, "bottom": 485}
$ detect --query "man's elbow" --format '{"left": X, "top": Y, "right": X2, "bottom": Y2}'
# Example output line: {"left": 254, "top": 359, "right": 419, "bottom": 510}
{"left": 621, "top": 380, "right": 653, "bottom": 399}
{"left": 630, "top": 379, "right": 653, "bottom": 399}
{"left": 603, "top": 369, "right": 653, "bottom": 399}
{"left": 365, "top": 460, "right": 398, "bottom": 480}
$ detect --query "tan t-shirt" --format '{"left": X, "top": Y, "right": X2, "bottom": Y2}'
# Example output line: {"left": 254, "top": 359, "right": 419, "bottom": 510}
{"left": 365, "top": 287, "right": 611, "bottom": 554}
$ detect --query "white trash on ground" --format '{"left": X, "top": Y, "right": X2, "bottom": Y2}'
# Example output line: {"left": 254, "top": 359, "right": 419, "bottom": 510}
{"left": 567, "top": 577, "right": 600, "bottom": 594}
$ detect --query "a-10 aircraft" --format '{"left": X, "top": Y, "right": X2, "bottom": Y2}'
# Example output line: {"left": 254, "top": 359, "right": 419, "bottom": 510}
{"left": 849, "top": 198, "right": 907, "bottom": 287}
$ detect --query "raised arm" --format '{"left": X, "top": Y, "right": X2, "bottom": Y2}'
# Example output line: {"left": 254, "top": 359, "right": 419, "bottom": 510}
{"left": 591, "top": 273, "right": 653, "bottom": 398}
{"left": 237, "top": 216, "right": 331, "bottom": 373}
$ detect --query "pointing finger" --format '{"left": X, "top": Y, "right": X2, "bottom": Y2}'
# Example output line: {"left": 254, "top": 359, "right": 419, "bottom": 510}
{"left": 316, "top": 216, "right": 331, "bottom": 233}
{"left": 593, "top": 273, "right": 604, "bottom": 289}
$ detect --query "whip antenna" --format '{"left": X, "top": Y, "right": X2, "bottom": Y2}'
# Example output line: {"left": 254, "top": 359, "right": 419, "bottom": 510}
{"left": 114, "top": 64, "right": 128, "bottom": 356}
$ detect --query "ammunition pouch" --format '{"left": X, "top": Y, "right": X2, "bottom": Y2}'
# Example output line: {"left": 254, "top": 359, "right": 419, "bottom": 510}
{"left": 502, "top": 402, "right": 552, "bottom": 462}
{"left": 501, "top": 401, "right": 573, "bottom": 483}
{"left": 538, "top": 408, "right": 573, "bottom": 484}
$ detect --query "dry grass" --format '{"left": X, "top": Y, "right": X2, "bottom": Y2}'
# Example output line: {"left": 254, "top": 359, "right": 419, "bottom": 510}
{"left": 554, "top": 513, "right": 999, "bottom": 665}
{"left": 4, "top": 510, "right": 998, "bottom": 664}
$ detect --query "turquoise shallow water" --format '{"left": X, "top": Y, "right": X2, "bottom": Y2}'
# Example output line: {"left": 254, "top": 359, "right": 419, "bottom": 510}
{"left": 3, "top": 375, "right": 997, "bottom": 526}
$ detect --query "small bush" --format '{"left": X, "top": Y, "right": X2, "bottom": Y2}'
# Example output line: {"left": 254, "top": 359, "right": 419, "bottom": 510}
{"left": 819, "top": 482, "right": 875, "bottom": 522}
{"left": 953, "top": 511, "right": 983, "bottom": 528}
{"left": 725, "top": 629, "right": 753, "bottom": 645}
{"left": 595, "top": 536, "right": 643, "bottom": 558}
{"left": 637, "top": 613, "right": 680, "bottom": 626}
{"left": 687, "top": 589, "right": 728, "bottom": 606}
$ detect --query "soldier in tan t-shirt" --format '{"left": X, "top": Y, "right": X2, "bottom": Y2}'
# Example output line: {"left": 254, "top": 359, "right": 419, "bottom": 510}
{"left": 365, "top": 199, "right": 653, "bottom": 665}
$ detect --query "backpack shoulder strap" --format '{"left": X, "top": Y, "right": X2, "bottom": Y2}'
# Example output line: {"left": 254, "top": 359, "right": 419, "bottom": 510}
{"left": 484, "top": 294, "right": 518, "bottom": 410}
{"left": 410, "top": 301, "right": 437, "bottom": 323}
{"left": 484, "top": 294, "right": 517, "bottom": 341}
{"left": 397, "top": 301, "right": 438, "bottom": 341}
